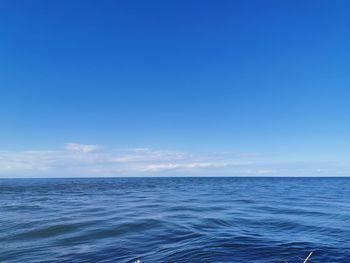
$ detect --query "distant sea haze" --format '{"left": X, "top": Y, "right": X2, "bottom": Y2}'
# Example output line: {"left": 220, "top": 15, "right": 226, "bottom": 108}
{"left": 1, "top": 177, "right": 349, "bottom": 262}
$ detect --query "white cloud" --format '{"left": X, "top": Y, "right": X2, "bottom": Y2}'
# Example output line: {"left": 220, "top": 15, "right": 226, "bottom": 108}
{"left": 140, "top": 162, "right": 227, "bottom": 172}
{"left": 0, "top": 144, "right": 243, "bottom": 176}
{"left": 65, "top": 143, "right": 101, "bottom": 153}
{"left": 0, "top": 143, "right": 348, "bottom": 177}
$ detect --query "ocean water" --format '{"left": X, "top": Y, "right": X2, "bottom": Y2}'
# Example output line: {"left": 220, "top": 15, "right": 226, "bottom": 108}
{"left": 0, "top": 177, "right": 349, "bottom": 263}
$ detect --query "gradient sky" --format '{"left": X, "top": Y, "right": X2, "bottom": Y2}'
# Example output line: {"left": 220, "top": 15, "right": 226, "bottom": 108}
{"left": 0, "top": 0, "right": 349, "bottom": 177}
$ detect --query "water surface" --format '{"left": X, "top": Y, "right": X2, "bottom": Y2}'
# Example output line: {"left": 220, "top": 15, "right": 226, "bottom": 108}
{"left": 0, "top": 177, "right": 349, "bottom": 262}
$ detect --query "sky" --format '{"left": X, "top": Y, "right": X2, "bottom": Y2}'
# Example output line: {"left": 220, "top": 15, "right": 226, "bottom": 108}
{"left": 0, "top": 0, "right": 349, "bottom": 177}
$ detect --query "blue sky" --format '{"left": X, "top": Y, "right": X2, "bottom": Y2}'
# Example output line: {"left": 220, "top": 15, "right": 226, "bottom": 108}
{"left": 0, "top": 1, "right": 349, "bottom": 177}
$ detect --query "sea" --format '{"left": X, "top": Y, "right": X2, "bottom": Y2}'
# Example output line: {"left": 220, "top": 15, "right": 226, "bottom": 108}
{"left": 0, "top": 177, "right": 349, "bottom": 263}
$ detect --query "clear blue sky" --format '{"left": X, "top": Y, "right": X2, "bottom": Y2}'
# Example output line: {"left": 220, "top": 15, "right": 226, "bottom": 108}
{"left": 0, "top": 1, "right": 349, "bottom": 176}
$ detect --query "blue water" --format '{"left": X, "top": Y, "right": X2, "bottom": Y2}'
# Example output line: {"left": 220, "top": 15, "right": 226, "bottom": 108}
{"left": 0, "top": 177, "right": 349, "bottom": 262}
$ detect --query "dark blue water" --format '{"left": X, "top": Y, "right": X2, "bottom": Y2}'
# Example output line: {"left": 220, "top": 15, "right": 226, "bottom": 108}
{"left": 0, "top": 177, "right": 349, "bottom": 262}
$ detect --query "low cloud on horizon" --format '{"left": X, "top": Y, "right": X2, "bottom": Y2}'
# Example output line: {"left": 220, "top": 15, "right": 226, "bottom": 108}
{"left": 0, "top": 143, "right": 348, "bottom": 178}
